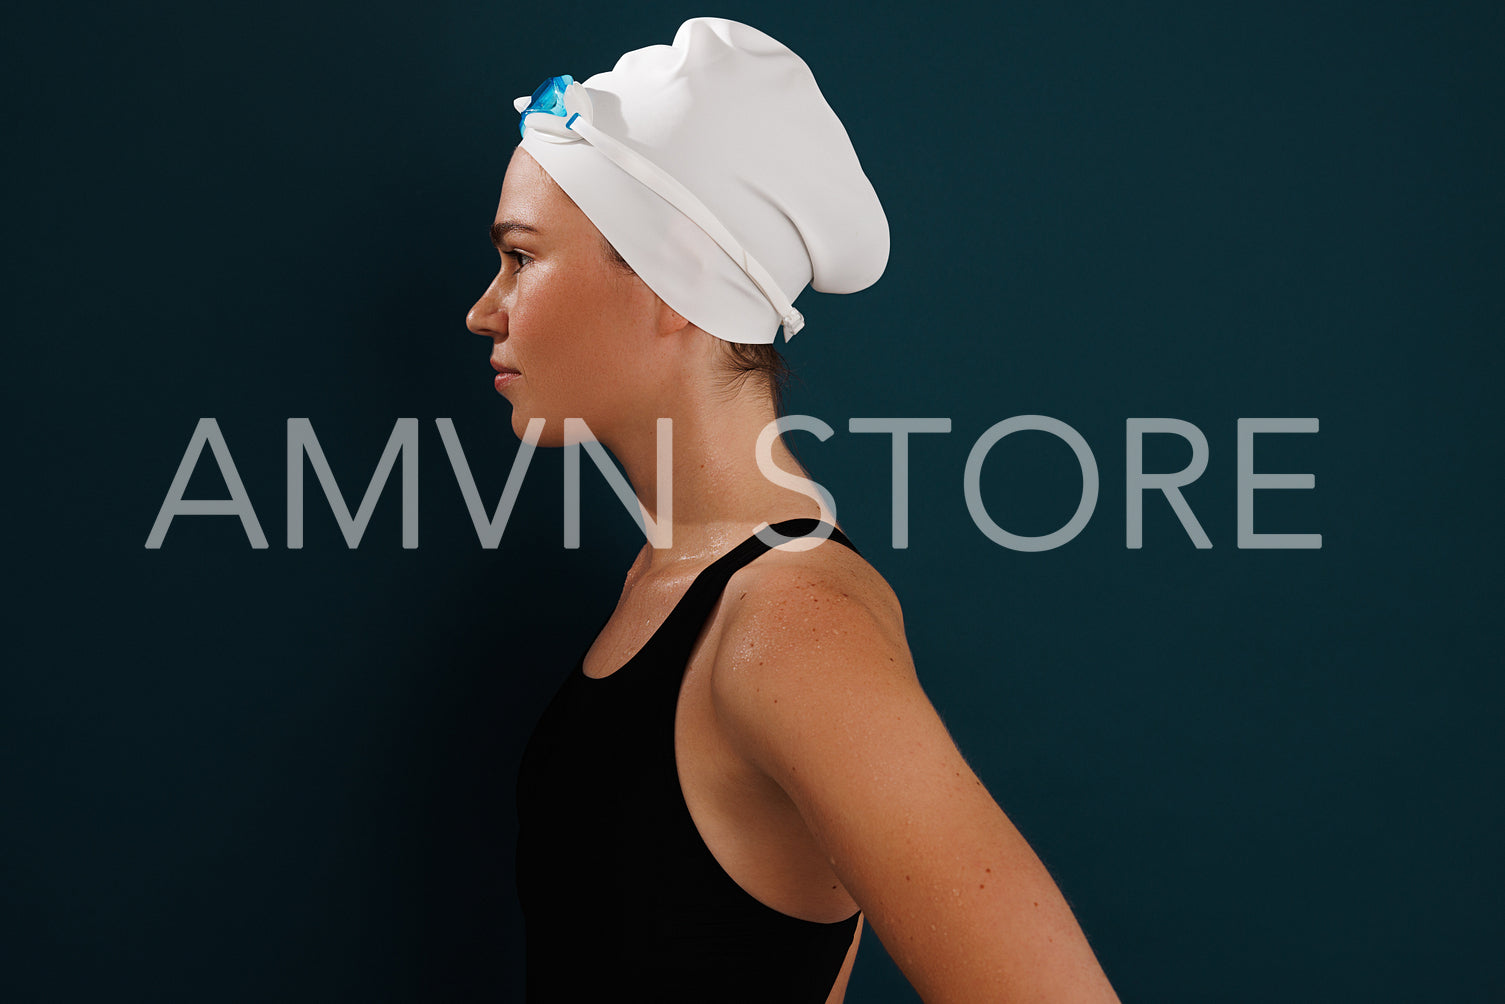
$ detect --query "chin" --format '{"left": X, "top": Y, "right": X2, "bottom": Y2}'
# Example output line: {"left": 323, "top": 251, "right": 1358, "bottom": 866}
{"left": 509, "top": 410, "right": 542, "bottom": 445}
{"left": 507, "top": 408, "right": 574, "bottom": 449}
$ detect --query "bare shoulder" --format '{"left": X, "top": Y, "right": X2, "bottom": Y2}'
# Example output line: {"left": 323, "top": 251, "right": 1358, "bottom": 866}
{"left": 712, "top": 530, "right": 911, "bottom": 680}
{"left": 706, "top": 527, "right": 934, "bottom": 795}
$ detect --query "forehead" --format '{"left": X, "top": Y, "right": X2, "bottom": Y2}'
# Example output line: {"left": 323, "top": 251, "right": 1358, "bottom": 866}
{"left": 494, "top": 148, "right": 594, "bottom": 239}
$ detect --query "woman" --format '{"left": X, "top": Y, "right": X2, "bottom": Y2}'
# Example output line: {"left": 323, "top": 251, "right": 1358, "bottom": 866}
{"left": 467, "top": 19, "right": 1120, "bottom": 1003}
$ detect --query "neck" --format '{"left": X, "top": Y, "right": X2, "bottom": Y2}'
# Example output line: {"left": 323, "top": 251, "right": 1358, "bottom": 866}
{"left": 598, "top": 380, "right": 824, "bottom": 571}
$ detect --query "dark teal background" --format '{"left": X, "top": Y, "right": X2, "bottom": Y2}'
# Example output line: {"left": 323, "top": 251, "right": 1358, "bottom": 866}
{"left": 7, "top": 1, "right": 1502, "bottom": 1000}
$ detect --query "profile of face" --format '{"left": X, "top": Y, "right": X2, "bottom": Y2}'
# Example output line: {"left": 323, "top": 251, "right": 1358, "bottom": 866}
{"left": 466, "top": 149, "right": 692, "bottom": 447}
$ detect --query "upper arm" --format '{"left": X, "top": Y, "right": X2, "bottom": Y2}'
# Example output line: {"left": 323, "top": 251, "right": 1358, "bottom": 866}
{"left": 710, "top": 566, "right": 1118, "bottom": 1004}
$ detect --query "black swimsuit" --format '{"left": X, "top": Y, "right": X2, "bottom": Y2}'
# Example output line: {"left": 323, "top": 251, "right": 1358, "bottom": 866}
{"left": 516, "top": 518, "right": 863, "bottom": 1001}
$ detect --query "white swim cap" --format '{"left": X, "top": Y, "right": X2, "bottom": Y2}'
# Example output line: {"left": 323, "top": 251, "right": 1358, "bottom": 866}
{"left": 513, "top": 17, "right": 890, "bottom": 344}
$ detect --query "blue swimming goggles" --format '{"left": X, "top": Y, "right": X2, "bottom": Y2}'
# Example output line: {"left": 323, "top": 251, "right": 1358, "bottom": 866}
{"left": 517, "top": 74, "right": 575, "bottom": 138}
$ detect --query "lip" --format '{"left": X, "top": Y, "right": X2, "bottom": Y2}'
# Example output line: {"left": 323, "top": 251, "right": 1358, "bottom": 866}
{"left": 491, "top": 359, "right": 520, "bottom": 393}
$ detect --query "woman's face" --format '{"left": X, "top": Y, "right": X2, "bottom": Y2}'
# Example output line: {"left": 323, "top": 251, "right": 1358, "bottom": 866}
{"left": 467, "top": 148, "right": 676, "bottom": 445}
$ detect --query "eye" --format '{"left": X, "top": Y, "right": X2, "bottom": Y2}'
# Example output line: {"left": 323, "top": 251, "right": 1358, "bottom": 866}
{"left": 504, "top": 248, "right": 534, "bottom": 273}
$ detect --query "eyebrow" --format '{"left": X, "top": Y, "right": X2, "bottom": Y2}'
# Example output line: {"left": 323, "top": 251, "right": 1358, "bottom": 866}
{"left": 490, "top": 220, "right": 540, "bottom": 249}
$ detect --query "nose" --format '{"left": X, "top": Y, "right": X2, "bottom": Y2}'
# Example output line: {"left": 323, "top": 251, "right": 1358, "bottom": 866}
{"left": 466, "top": 275, "right": 507, "bottom": 339}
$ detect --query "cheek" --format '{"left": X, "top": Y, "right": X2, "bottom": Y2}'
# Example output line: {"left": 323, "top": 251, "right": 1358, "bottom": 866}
{"left": 513, "top": 273, "right": 644, "bottom": 399}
